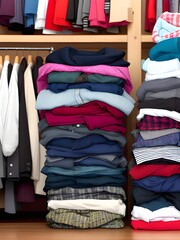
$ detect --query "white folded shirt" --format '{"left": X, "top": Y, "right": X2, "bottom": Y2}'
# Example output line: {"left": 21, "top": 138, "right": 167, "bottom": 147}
{"left": 131, "top": 205, "right": 180, "bottom": 222}
{"left": 137, "top": 108, "right": 180, "bottom": 122}
{"left": 142, "top": 58, "right": 180, "bottom": 74}
{"left": 145, "top": 70, "right": 180, "bottom": 81}
{"left": 48, "top": 199, "right": 126, "bottom": 216}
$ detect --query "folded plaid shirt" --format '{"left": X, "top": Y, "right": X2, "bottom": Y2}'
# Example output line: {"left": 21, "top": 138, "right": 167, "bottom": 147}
{"left": 137, "top": 115, "right": 180, "bottom": 131}
{"left": 152, "top": 11, "right": 180, "bottom": 42}
{"left": 46, "top": 209, "right": 124, "bottom": 229}
{"left": 161, "top": 12, "right": 180, "bottom": 27}
{"left": 47, "top": 186, "right": 126, "bottom": 202}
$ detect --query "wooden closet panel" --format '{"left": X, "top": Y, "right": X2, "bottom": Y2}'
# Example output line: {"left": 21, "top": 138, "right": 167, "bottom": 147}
{"left": 0, "top": 0, "right": 148, "bottom": 224}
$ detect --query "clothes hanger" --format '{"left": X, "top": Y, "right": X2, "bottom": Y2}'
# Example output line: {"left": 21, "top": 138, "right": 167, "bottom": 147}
{"left": 4, "top": 54, "right": 10, "bottom": 62}
{"left": 27, "top": 54, "right": 33, "bottom": 65}
{"left": 0, "top": 55, "right": 2, "bottom": 65}
{"left": 14, "top": 55, "right": 19, "bottom": 64}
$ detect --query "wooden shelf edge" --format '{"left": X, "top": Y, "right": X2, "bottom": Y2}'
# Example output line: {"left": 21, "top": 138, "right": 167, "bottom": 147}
{"left": 0, "top": 34, "right": 153, "bottom": 44}
{"left": 0, "top": 34, "right": 128, "bottom": 43}
{"left": 141, "top": 34, "right": 153, "bottom": 43}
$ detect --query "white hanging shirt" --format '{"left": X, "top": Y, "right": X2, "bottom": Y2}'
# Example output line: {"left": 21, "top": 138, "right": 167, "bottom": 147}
{"left": 35, "top": 0, "right": 49, "bottom": 30}
{"left": 2, "top": 62, "right": 19, "bottom": 156}
{"left": 0, "top": 60, "right": 9, "bottom": 142}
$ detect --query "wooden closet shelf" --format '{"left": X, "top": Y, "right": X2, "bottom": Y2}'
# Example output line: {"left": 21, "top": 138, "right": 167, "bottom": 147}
{"left": 141, "top": 35, "right": 153, "bottom": 42}
{"left": 0, "top": 35, "right": 128, "bottom": 43}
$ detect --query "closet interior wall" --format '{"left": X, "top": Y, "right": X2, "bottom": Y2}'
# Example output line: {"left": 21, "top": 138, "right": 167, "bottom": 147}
{"left": 0, "top": 0, "right": 153, "bottom": 220}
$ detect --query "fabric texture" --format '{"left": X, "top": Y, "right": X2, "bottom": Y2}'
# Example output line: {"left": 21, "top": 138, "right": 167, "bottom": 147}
{"left": 46, "top": 209, "right": 124, "bottom": 229}
{"left": 37, "top": 63, "right": 133, "bottom": 94}
{"left": 46, "top": 47, "right": 129, "bottom": 66}
{"left": 152, "top": 12, "right": 180, "bottom": 43}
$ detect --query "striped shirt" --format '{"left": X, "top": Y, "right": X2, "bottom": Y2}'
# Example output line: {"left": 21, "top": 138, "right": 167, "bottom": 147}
{"left": 132, "top": 145, "right": 180, "bottom": 165}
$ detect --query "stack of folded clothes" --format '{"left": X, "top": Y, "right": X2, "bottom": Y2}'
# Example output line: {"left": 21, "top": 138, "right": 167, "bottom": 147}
{"left": 36, "top": 46, "right": 135, "bottom": 229}
{"left": 130, "top": 12, "right": 180, "bottom": 231}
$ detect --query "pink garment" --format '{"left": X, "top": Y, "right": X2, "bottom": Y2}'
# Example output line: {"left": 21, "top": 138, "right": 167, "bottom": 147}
{"left": 37, "top": 63, "right": 132, "bottom": 94}
{"left": 161, "top": 12, "right": 180, "bottom": 26}
{"left": 89, "top": 0, "right": 108, "bottom": 28}
{"left": 44, "top": 112, "right": 126, "bottom": 133}
{"left": 89, "top": 0, "right": 126, "bottom": 28}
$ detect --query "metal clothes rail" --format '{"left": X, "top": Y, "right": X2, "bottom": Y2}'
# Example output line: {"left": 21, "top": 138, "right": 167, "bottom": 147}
{"left": 0, "top": 47, "right": 54, "bottom": 53}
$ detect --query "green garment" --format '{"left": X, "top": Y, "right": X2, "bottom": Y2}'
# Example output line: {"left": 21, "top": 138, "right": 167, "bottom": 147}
{"left": 48, "top": 71, "right": 124, "bottom": 85}
{"left": 46, "top": 209, "right": 124, "bottom": 229}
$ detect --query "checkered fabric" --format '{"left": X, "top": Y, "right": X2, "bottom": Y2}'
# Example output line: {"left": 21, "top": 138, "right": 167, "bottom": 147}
{"left": 152, "top": 11, "right": 180, "bottom": 42}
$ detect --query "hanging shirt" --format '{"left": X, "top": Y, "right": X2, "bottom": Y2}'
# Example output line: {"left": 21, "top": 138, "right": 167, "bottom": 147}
{"left": 89, "top": 0, "right": 108, "bottom": 28}
{"left": 0, "top": 0, "right": 15, "bottom": 26}
{"left": 24, "top": 0, "right": 38, "bottom": 28}
{"left": 44, "top": 0, "right": 62, "bottom": 33}
{"left": 0, "top": 61, "right": 11, "bottom": 183}
{"left": 24, "top": 62, "right": 40, "bottom": 181}
{"left": 2, "top": 62, "right": 20, "bottom": 157}
{"left": 76, "top": 0, "right": 83, "bottom": 25}
{"left": 34, "top": 144, "right": 46, "bottom": 195}
{"left": 18, "top": 58, "right": 32, "bottom": 178}
{"left": 104, "top": 0, "right": 110, "bottom": 14}
{"left": 66, "top": 0, "right": 79, "bottom": 22}
{"left": 53, "top": 0, "right": 72, "bottom": 29}
{"left": 32, "top": 56, "right": 44, "bottom": 98}
{"left": 35, "top": 0, "right": 49, "bottom": 30}
{"left": 156, "top": 0, "right": 162, "bottom": 20}
{"left": 170, "top": 0, "right": 179, "bottom": 13}
{"left": 9, "top": 0, "right": 24, "bottom": 31}
{"left": 162, "top": 0, "right": 170, "bottom": 12}
{"left": 0, "top": 60, "right": 10, "bottom": 143}
{"left": 144, "top": 0, "right": 156, "bottom": 32}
